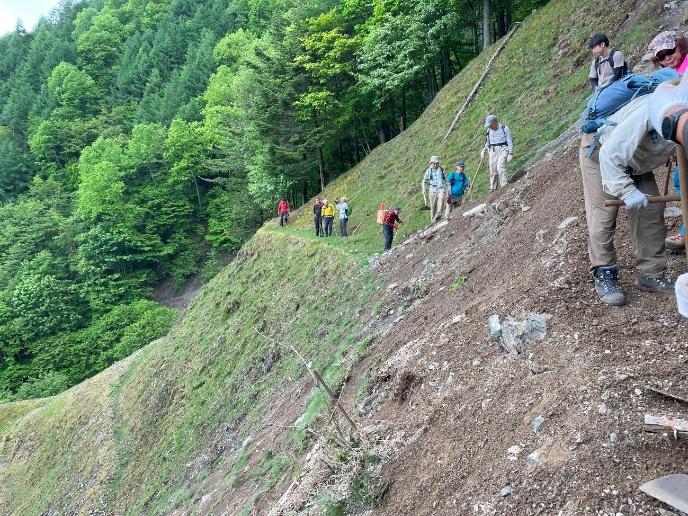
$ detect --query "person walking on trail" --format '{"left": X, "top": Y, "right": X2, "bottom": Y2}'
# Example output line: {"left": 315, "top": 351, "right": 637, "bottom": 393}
{"left": 422, "top": 156, "right": 447, "bottom": 223}
{"left": 579, "top": 94, "right": 677, "bottom": 306}
{"left": 383, "top": 206, "right": 402, "bottom": 251}
{"left": 278, "top": 198, "right": 290, "bottom": 227}
{"left": 445, "top": 161, "right": 470, "bottom": 217}
{"left": 336, "top": 197, "right": 350, "bottom": 237}
{"left": 481, "top": 115, "right": 513, "bottom": 191}
{"left": 321, "top": 199, "right": 335, "bottom": 237}
{"left": 313, "top": 198, "right": 323, "bottom": 237}
{"left": 588, "top": 33, "right": 628, "bottom": 90}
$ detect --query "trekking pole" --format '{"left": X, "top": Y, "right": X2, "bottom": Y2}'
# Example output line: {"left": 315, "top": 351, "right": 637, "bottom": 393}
{"left": 468, "top": 154, "right": 485, "bottom": 202}
{"left": 675, "top": 145, "right": 688, "bottom": 265}
{"left": 603, "top": 195, "right": 680, "bottom": 207}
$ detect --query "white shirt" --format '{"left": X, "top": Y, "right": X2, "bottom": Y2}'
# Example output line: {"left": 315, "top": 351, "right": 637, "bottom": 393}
{"left": 598, "top": 96, "right": 675, "bottom": 199}
{"left": 485, "top": 124, "right": 513, "bottom": 153}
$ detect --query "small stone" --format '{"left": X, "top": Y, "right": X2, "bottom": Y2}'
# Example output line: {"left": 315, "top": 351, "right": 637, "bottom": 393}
{"left": 387, "top": 283, "right": 398, "bottom": 290}
{"left": 522, "top": 206, "right": 531, "bottom": 212}
{"left": 481, "top": 399, "right": 492, "bottom": 410}
{"left": 610, "top": 432, "right": 618, "bottom": 444}
{"left": 526, "top": 452, "right": 541, "bottom": 466}
{"left": 452, "top": 313, "right": 466, "bottom": 324}
{"left": 532, "top": 415, "right": 545, "bottom": 434}
{"left": 472, "top": 359, "right": 481, "bottom": 366}
{"left": 598, "top": 403, "right": 607, "bottom": 414}
{"left": 500, "top": 485, "right": 512, "bottom": 497}
{"left": 634, "top": 388, "right": 642, "bottom": 396}
{"left": 507, "top": 445, "right": 522, "bottom": 456}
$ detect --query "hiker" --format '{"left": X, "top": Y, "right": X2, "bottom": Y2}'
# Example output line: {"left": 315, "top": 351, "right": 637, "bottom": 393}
{"left": 481, "top": 115, "right": 512, "bottom": 190}
{"left": 649, "top": 31, "right": 688, "bottom": 74}
{"left": 588, "top": 33, "right": 628, "bottom": 90}
{"left": 313, "top": 198, "right": 323, "bottom": 237}
{"left": 321, "top": 199, "right": 335, "bottom": 237}
{"left": 445, "top": 161, "right": 470, "bottom": 217}
{"left": 383, "top": 206, "right": 402, "bottom": 251}
{"left": 579, "top": 91, "right": 677, "bottom": 306}
{"left": 336, "top": 196, "right": 350, "bottom": 237}
{"left": 422, "top": 156, "right": 447, "bottom": 223}
{"left": 277, "top": 198, "right": 290, "bottom": 227}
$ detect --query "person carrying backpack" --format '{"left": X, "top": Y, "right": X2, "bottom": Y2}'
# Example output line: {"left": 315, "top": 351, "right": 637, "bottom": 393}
{"left": 481, "top": 115, "right": 512, "bottom": 190}
{"left": 277, "top": 198, "right": 290, "bottom": 227}
{"left": 335, "top": 197, "right": 350, "bottom": 237}
{"left": 579, "top": 89, "right": 677, "bottom": 306}
{"left": 321, "top": 199, "right": 335, "bottom": 237}
{"left": 383, "top": 206, "right": 402, "bottom": 251}
{"left": 313, "top": 198, "right": 323, "bottom": 237}
{"left": 588, "top": 33, "right": 628, "bottom": 90}
{"left": 445, "top": 161, "right": 470, "bottom": 217}
{"left": 422, "top": 156, "right": 447, "bottom": 223}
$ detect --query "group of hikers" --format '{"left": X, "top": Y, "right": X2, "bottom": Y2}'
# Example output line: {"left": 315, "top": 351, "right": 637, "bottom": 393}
{"left": 277, "top": 196, "right": 352, "bottom": 238}
{"left": 276, "top": 28, "right": 688, "bottom": 310}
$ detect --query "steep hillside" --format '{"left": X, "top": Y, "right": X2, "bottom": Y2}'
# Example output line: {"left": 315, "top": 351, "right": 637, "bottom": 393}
{"left": 1, "top": 0, "right": 685, "bottom": 514}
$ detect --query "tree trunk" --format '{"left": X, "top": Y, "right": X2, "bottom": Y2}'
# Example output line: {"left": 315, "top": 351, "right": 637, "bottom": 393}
{"left": 482, "top": 0, "right": 491, "bottom": 49}
{"left": 399, "top": 88, "right": 407, "bottom": 132}
{"left": 317, "top": 146, "right": 325, "bottom": 191}
{"left": 377, "top": 123, "right": 387, "bottom": 145}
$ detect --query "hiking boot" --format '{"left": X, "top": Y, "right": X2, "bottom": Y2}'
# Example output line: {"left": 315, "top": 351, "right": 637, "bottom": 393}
{"left": 593, "top": 266, "right": 627, "bottom": 306}
{"left": 636, "top": 274, "right": 675, "bottom": 296}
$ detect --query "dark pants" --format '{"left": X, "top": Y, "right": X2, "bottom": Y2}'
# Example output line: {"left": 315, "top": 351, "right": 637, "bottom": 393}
{"left": 383, "top": 224, "right": 394, "bottom": 251}
{"left": 323, "top": 216, "right": 333, "bottom": 236}
{"left": 314, "top": 215, "right": 322, "bottom": 236}
{"left": 279, "top": 212, "right": 288, "bottom": 226}
{"left": 339, "top": 218, "right": 348, "bottom": 237}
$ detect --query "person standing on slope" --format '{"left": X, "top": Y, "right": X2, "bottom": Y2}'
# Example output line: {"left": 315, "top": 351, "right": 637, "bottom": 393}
{"left": 278, "top": 198, "right": 290, "bottom": 227}
{"left": 422, "top": 156, "right": 447, "bottom": 223}
{"left": 383, "top": 206, "right": 402, "bottom": 251}
{"left": 588, "top": 33, "right": 628, "bottom": 90}
{"left": 579, "top": 94, "right": 676, "bottom": 306}
{"left": 321, "top": 199, "right": 335, "bottom": 237}
{"left": 336, "top": 196, "right": 350, "bottom": 237}
{"left": 313, "top": 197, "right": 323, "bottom": 237}
{"left": 445, "top": 161, "right": 470, "bottom": 217}
{"left": 481, "top": 115, "right": 513, "bottom": 191}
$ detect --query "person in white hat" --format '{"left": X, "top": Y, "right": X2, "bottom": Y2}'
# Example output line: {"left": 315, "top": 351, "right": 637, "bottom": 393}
{"left": 421, "top": 156, "right": 447, "bottom": 223}
{"left": 481, "top": 115, "right": 513, "bottom": 190}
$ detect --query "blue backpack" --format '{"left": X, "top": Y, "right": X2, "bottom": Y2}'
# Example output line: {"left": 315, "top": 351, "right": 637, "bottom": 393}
{"left": 580, "top": 67, "right": 679, "bottom": 134}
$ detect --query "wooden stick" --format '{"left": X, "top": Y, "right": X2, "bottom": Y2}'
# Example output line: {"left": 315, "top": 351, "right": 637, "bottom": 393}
{"left": 442, "top": 22, "right": 522, "bottom": 142}
{"left": 603, "top": 195, "right": 680, "bottom": 207}
{"left": 468, "top": 154, "right": 485, "bottom": 202}
{"left": 676, "top": 144, "right": 688, "bottom": 265}
{"left": 644, "top": 414, "right": 688, "bottom": 440}
{"left": 663, "top": 160, "right": 674, "bottom": 196}
{"left": 350, "top": 220, "right": 364, "bottom": 236}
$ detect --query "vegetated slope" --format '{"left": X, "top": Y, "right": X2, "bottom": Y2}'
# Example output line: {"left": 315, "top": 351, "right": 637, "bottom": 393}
{"left": 0, "top": 0, "right": 682, "bottom": 514}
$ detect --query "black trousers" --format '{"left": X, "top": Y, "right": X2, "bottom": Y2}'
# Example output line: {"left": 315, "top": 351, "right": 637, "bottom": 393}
{"left": 323, "top": 217, "right": 333, "bottom": 236}
{"left": 383, "top": 224, "right": 394, "bottom": 251}
{"left": 314, "top": 215, "right": 322, "bottom": 236}
{"left": 279, "top": 212, "right": 288, "bottom": 226}
{"left": 339, "top": 218, "right": 348, "bottom": 237}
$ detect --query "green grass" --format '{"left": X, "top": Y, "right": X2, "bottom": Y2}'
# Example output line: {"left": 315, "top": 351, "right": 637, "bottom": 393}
{"left": 0, "top": 0, "right": 666, "bottom": 513}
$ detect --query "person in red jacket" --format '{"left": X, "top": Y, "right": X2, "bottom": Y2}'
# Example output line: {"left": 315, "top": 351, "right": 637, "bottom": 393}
{"left": 383, "top": 206, "right": 402, "bottom": 251}
{"left": 277, "top": 198, "right": 290, "bottom": 226}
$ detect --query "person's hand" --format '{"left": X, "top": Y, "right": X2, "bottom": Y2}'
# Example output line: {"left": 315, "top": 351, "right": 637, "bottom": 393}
{"left": 649, "top": 73, "right": 688, "bottom": 135}
{"left": 481, "top": 148, "right": 486, "bottom": 159}
{"left": 507, "top": 153, "right": 513, "bottom": 164}
{"left": 623, "top": 189, "right": 649, "bottom": 209}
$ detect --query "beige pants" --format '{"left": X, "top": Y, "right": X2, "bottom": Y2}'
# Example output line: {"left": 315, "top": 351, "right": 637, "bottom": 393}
{"left": 579, "top": 133, "right": 666, "bottom": 275}
{"left": 444, "top": 196, "right": 462, "bottom": 217}
{"left": 489, "top": 146, "right": 509, "bottom": 190}
{"left": 429, "top": 188, "right": 446, "bottom": 222}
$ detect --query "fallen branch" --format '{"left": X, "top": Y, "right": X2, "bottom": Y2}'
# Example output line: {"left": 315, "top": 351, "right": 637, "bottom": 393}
{"left": 644, "top": 414, "right": 688, "bottom": 440}
{"left": 442, "top": 22, "right": 522, "bottom": 142}
{"left": 647, "top": 386, "right": 688, "bottom": 405}
{"left": 350, "top": 221, "right": 364, "bottom": 236}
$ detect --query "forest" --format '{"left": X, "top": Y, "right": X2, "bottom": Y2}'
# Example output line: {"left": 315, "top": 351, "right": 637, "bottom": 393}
{"left": 0, "top": 0, "right": 546, "bottom": 400}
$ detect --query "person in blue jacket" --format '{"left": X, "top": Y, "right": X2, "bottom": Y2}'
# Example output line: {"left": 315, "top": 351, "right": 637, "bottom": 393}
{"left": 445, "top": 161, "right": 471, "bottom": 217}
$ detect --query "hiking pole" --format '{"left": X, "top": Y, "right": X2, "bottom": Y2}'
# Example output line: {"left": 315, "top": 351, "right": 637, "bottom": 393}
{"left": 468, "top": 154, "right": 485, "bottom": 202}
{"left": 675, "top": 144, "right": 688, "bottom": 265}
{"left": 603, "top": 195, "right": 680, "bottom": 207}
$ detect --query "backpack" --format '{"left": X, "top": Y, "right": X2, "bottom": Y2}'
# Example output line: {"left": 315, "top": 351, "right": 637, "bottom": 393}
{"left": 425, "top": 167, "right": 446, "bottom": 186}
{"left": 594, "top": 48, "right": 631, "bottom": 80}
{"left": 580, "top": 67, "right": 679, "bottom": 135}
{"left": 345, "top": 206, "right": 352, "bottom": 217}
{"left": 486, "top": 124, "right": 508, "bottom": 146}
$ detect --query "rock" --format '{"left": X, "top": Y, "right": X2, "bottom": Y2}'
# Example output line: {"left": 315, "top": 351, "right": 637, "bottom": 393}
{"left": 507, "top": 445, "right": 522, "bottom": 456}
{"left": 387, "top": 283, "right": 398, "bottom": 290}
{"left": 557, "top": 216, "right": 578, "bottom": 230}
{"left": 496, "top": 313, "right": 552, "bottom": 355}
{"left": 463, "top": 203, "right": 487, "bottom": 218}
{"left": 665, "top": 207, "right": 683, "bottom": 218}
{"left": 500, "top": 485, "right": 512, "bottom": 497}
{"left": 488, "top": 315, "right": 502, "bottom": 335}
{"left": 526, "top": 452, "right": 541, "bottom": 466}
{"left": 452, "top": 313, "right": 467, "bottom": 324}
{"left": 609, "top": 432, "right": 618, "bottom": 444}
{"left": 527, "top": 353, "right": 547, "bottom": 375}
{"left": 481, "top": 399, "right": 492, "bottom": 410}
{"left": 598, "top": 403, "right": 607, "bottom": 414}
{"left": 522, "top": 206, "right": 531, "bottom": 212}
{"left": 532, "top": 415, "right": 545, "bottom": 434}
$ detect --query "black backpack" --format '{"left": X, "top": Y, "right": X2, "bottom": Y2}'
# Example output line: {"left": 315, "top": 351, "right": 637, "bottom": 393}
{"left": 594, "top": 48, "right": 630, "bottom": 79}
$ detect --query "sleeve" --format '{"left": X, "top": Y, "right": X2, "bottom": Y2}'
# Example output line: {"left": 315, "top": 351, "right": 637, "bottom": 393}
{"left": 589, "top": 59, "right": 598, "bottom": 79}
{"left": 612, "top": 50, "right": 625, "bottom": 68}
{"left": 589, "top": 77, "right": 599, "bottom": 89}
{"left": 599, "top": 110, "right": 649, "bottom": 199}
{"left": 484, "top": 132, "right": 489, "bottom": 149}
{"left": 505, "top": 125, "right": 513, "bottom": 153}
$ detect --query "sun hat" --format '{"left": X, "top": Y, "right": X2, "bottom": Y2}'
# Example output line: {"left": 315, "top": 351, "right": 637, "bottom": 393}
{"left": 649, "top": 31, "right": 679, "bottom": 57}
{"left": 429, "top": 156, "right": 440, "bottom": 163}
{"left": 484, "top": 115, "right": 497, "bottom": 128}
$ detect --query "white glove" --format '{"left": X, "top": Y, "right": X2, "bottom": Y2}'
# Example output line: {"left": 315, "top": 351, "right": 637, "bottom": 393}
{"left": 648, "top": 73, "right": 688, "bottom": 136}
{"left": 481, "top": 148, "right": 486, "bottom": 159}
{"left": 507, "top": 153, "right": 513, "bottom": 164}
{"left": 623, "top": 188, "right": 649, "bottom": 209}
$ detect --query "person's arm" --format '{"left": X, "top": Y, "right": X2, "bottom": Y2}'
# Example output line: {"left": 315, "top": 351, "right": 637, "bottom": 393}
{"left": 588, "top": 59, "right": 598, "bottom": 89}
{"left": 505, "top": 125, "right": 513, "bottom": 154}
{"left": 589, "top": 77, "right": 599, "bottom": 89}
{"left": 611, "top": 50, "right": 625, "bottom": 82}
{"left": 648, "top": 75, "right": 688, "bottom": 147}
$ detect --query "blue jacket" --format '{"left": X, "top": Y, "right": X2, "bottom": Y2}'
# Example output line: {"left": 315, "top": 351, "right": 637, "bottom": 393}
{"left": 447, "top": 171, "right": 469, "bottom": 198}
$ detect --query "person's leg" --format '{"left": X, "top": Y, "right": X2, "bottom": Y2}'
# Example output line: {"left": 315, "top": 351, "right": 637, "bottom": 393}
{"left": 328, "top": 217, "right": 333, "bottom": 236}
{"left": 629, "top": 173, "right": 666, "bottom": 276}
{"left": 435, "top": 189, "right": 445, "bottom": 220}
{"left": 384, "top": 225, "right": 393, "bottom": 250}
{"left": 497, "top": 148, "right": 508, "bottom": 187}
{"left": 343, "top": 218, "right": 348, "bottom": 236}
{"left": 339, "top": 218, "right": 344, "bottom": 237}
{"left": 279, "top": 213, "right": 284, "bottom": 227}
{"left": 314, "top": 216, "right": 320, "bottom": 236}
{"left": 489, "top": 150, "right": 498, "bottom": 190}
{"left": 579, "top": 133, "right": 619, "bottom": 270}
{"left": 428, "top": 190, "right": 437, "bottom": 221}
{"left": 444, "top": 198, "right": 453, "bottom": 218}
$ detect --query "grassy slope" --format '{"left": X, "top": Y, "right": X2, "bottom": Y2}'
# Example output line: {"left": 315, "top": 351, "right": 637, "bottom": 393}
{"left": 0, "top": 0, "right": 664, "bottom": 513}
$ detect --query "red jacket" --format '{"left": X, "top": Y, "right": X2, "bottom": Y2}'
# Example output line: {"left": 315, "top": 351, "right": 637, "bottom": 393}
{"left": 383, "top": 210, "right": 401, "bottom": 228}
{"left": 278, "top": 200, "right": 290, "bottom": 213}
